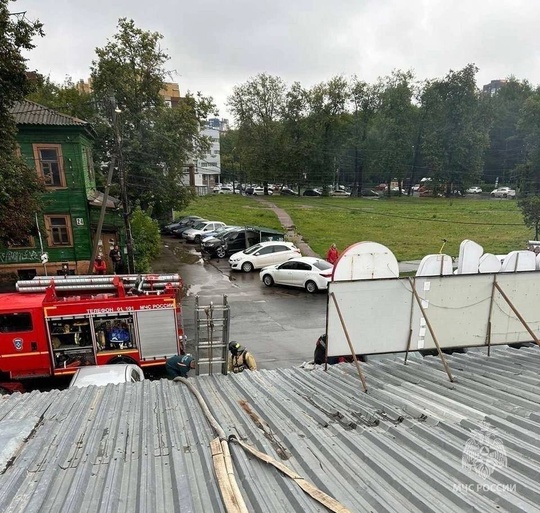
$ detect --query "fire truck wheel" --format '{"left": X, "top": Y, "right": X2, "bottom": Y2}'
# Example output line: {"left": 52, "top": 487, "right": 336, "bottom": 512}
{"left": 107, "top": 356, "right": 138, "bottom": 365}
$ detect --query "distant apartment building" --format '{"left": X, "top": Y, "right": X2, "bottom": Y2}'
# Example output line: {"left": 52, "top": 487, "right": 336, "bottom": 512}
{"left": 196, "top": 125, "right": 221, "bottom": 188}
{"left": 207, "top": 117, "right": 230, "bottom": 131}
{"left": 161, "top": 82, "right": 181, "bottom": 107}
{"left": 76, "top": 78, "right": 92, "bottom": 94}
{"left": 179, "top": 117, "right": 231, "bottom": 193}
{"left": 76, "top": 79, "right": 180, "bottom": 105}
{"left": 483, "top": 79, "right": 507, "bottom": 95}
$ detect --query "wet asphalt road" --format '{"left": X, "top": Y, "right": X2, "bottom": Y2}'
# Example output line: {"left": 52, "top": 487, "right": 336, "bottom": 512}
{"left": 159, "top": 237, "right": 327, "bottom": 370}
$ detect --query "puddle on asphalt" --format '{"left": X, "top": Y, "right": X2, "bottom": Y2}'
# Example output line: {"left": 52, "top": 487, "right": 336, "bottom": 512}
{"left": 172, "top": 244, "right": 203, "bottom": 264}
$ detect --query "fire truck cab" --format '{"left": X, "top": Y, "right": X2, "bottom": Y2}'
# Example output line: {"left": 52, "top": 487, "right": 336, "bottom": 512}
{"left": 0, "top": 274, "right": 184, "bottom": 385}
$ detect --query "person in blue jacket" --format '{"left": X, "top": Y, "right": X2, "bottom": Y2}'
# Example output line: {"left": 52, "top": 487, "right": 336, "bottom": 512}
{"left": 166, "top": 354, "right": 196, "bottom": 378}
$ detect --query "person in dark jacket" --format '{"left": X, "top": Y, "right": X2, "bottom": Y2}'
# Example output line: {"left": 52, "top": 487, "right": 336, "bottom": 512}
{"left": 313, "top": 333, "right": 368, "bottom": 365}
{"left": 109, "top": 244, "right": 123, "bottom": 274}
{"left": 166, "top": 354, "right": 196, "bottom": 378}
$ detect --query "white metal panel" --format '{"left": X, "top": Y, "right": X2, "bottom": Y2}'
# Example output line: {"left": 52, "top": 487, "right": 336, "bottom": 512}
{"left": 457, "top": 239, "right": 483, "bottom": 274}
{"left": 491, "top": 272, "right": 540, "bottom": 344}
{"left": 501, "top": 251, "right": 536, "bottom": 272}
{"left": 478, "top": 253, "right": 501, "bottom": 273}
{"left": 327, "top": 279, "right": 413, "bottom": 356}
{"left": 332, "top": 241, "right": 399, "bottom": 281}
{"left": 411, "top": 274, "right": 493, "bottom": 350}
{"left": 415, "top": 254, "right": 453, "bottom": 276}
{"left": 136, "top": 309, "right": 178, "bottom": 359}
{"left": 327, "top": 272, "right": 540, "bottom": 356}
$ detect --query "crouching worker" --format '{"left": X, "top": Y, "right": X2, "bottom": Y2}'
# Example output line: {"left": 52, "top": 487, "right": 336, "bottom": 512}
{"left": 228, "top": 341, "right": 257, "bottom": 373}
{"left": 166, "top": 354, "right": 196, "bottom": 379}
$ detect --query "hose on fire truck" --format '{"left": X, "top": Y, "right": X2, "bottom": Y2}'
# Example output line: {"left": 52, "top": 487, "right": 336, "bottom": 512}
{"left": 175, "top": 376, "right": 353, "bottom": 513}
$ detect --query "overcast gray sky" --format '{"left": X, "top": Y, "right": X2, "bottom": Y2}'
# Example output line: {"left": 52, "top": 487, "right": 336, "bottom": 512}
{"left": 16, "top": 0, "right": 540, "bottom": 119}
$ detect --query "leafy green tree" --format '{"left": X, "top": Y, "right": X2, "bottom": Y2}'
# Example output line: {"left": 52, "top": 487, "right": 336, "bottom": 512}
{"left": 347, "top": 78, "right": 381, "bottom": 195}
{"left": 27, "top": 75, "right": 96, "bottom": 121}
{"left": 366, "top": 71, "right": 418, "bottom": 196}
{"left": 219, "top": 129, "right": 240, "bottom": 184}
{"left": 304, "top": 76, "right": 350, "bottom": 190}
{"left": 420, "top": 64, "right": 491, "bottom": 195}
{"left": 518, "top": 195, "right": 540, "bottom": 239}
{"left": 228, "top": 73, "right": 286, "bottom": 189}
{"left": 91, "top": 18, "right": 214, "bottom": 218}
{"left": 0, "top": 2, "right": 44, "bottom": 244}
{"left": 130, "top": 206, "right": 161, "bottom": 272}
{"left": 483, "top": 78, "right": 532, "bottom": 189}
{"left": 516, "top": 89, "right": 540, "bottom": 194}
{"left": 281, "top": 81, "right": 312, "bottom": 191}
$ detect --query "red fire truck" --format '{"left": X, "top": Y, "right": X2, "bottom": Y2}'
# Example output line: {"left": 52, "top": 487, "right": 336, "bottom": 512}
{"left": 0, "top": 274, "right": 184, "bottom": 391}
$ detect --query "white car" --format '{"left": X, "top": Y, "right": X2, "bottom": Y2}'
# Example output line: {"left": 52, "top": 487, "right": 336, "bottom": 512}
{"left": 260, "top": 257, "right": 334, "bottom": 293}
{"left": 253, "top": 187, "right": 273, "bottom": 196}
{"left": 69, "top": 364, "right": 144, "bottom": 388}
{"left": 466, "top": 186, "right": 482, "bottom": 194}
{"left": 329, "top": 190, "right": 351, "bottom": 197}
{"left": 183, "top": 221, "right": 226, "bottom": 243}
{"left": 229, "top": 241, "right": 300, "bottom": 272}
{"left": 490, "top": 187, "right": 516, "bottom": 199}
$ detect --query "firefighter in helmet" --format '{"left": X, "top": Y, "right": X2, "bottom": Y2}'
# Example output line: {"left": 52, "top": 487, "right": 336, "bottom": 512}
{"left": 228, "top": 341, "right": 257, "bottom": 373}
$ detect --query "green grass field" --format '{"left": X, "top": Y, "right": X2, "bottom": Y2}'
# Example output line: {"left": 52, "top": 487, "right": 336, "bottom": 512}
{"left": 177, "top": 195, "right": 529, "bottom": 261}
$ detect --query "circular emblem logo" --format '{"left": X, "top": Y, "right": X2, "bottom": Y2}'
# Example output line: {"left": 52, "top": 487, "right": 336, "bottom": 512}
{"left": 462, "top": 423, "right": 507, "bottom": 479}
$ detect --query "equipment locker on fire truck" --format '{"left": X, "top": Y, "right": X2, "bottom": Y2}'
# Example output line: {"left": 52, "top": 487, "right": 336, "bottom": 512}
{"left": 0, "top": 274, "right": 184, "bottom": 385}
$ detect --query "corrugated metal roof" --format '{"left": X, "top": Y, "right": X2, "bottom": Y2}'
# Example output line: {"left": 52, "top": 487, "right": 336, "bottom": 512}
{"left": 0, "top": 346, "right": 539, "bottom": 512}
{"left": 10, "top": 100, "right": 89, "bottom": 127}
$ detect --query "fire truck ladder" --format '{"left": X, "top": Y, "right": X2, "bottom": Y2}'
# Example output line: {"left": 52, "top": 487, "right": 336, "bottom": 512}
{"left": 193, "top": 295, "right": 230, "bottom": 376}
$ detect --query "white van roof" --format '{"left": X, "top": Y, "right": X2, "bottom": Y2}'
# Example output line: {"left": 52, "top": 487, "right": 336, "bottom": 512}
{"left": 69, "top": 364, "right": 144, "bottom": 388}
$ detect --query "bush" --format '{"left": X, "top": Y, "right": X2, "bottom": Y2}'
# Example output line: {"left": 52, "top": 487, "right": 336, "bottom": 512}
{"left": 130, "top": 207, "right": 161, "bottom": 273}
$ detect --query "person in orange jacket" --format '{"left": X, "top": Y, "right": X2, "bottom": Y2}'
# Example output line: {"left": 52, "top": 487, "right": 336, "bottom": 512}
{"left": 93, "top": 255, "right": 107, "bottom": 275}
{"left": 326, "top": 243, "right": 339, "bottom": 265}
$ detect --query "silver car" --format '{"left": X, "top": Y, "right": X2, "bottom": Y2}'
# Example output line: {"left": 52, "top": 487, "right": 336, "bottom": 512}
{"left": 490, "top": 187, "right": 515, "bottom": 199}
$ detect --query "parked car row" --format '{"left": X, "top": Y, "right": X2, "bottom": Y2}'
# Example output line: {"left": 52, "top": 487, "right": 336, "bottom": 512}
{"left": 161, "top": 215, "right": 206, "bottom": 236}
{"left": 167, "top": 216, "right": 335, "bottom": 293}
{"left": 201, "top": 226, "right": 285, "bottom": 258}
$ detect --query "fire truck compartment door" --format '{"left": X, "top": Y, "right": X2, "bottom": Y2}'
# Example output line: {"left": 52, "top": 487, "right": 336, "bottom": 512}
{"left": 136, "top": 309, "right": 178, "bottom": 359}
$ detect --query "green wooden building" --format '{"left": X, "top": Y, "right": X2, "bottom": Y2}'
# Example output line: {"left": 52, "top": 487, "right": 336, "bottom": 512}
{"left": 0, "top": 100, "right": 125, "bottom": 279}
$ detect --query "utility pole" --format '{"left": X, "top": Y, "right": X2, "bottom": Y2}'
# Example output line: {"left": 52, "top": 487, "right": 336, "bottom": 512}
{"left": 88, "top": 100, "right": 120, "bottom": 274}
{"left": 116, "top": 108, "right": 135, "bottom": 274}
{"left": 88, "top": 154, "right": 116, "bottom": 274}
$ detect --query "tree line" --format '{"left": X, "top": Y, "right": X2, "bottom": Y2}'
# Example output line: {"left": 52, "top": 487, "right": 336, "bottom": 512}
{"left": 221, "top": 67, "right": 540, "bottom": 198}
